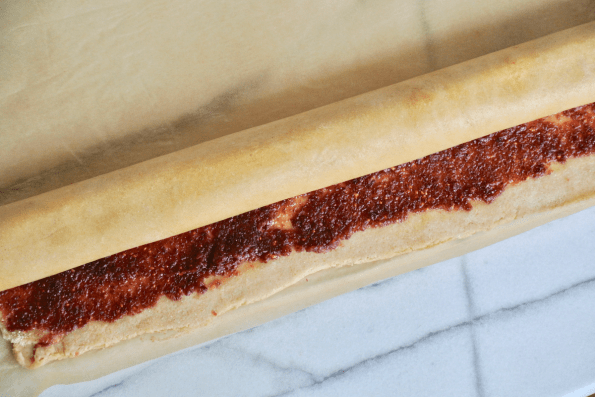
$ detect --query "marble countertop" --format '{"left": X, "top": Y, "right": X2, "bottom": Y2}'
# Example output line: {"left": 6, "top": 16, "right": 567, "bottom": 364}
{"left": 39, "top": 205, "right": 595, "bottom": 396}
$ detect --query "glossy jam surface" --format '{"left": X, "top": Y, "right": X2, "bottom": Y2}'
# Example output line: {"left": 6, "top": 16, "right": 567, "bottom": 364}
{"left": 1, "top": 103, "right": 594, "bottom": 342}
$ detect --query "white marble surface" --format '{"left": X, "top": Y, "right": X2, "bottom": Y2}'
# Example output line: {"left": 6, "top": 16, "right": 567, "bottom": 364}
{"left": 38, "top": 205, "right": 595, "bottom": 397}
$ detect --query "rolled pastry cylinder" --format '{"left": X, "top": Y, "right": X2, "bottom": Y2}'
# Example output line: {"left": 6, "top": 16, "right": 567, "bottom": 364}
{"left": 1, "top": 22, "right": 595, "bottom": 293}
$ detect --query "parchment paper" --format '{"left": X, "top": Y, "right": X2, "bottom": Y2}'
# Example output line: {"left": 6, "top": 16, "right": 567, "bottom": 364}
{"left": 2, "top": 22, "right": 595, "bottom": 292}
{"left": 3, "top": 0, "right": 595, "bottom": 205}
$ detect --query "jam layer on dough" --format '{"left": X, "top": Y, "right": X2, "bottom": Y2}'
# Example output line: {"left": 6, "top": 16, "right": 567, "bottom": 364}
{"left": 1, "top": 103, "right": 594, "bottom": 344}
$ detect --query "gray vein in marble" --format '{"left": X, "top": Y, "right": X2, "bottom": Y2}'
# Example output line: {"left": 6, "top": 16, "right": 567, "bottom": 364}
{"left": 259, "top": 270, "right": 595, "bottom": 397}
{"left": 267, "top": 323, "right": 470, "bottom": 397}
{"left": 461, "top": 256, "right": 486, "bottom": 397}
{"left": 223, "top": 344, "right": 318, "bottom": 387}
{"left": 476, "top": 273, "right": 595, "bottom": 324}
{"left": 86, "top": 359, "right": 163, "bottom": 397}
{"left": 87, "top": 381, "right": 125, "bottom": 397}
{"left": 83, "top": 339, "right": 313, "bottom": 397}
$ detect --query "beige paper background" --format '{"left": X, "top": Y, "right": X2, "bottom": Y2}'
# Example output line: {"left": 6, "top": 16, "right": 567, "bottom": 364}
{"left": 2, "top": 0, "right": 595, "bottom": 205}
{"left": 1, "top": 0, "right": 595, "bottom": 395}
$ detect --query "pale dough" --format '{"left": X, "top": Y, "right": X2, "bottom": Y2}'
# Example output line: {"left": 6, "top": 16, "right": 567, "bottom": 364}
{"left": 3, "top": 152, "right": 595, "bottom": 368}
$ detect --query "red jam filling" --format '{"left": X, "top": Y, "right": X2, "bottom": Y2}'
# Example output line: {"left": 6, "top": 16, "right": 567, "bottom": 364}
{"left": 1, "top": 103, "right": 594, "bottom": 345}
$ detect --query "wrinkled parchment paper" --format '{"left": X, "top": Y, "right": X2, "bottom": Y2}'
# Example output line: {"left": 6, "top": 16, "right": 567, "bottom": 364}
{"left": 1, "top": 0, "right": 595, "bottom": 395}
{"left": 2, "top": 0, "right": 595, "bottom": 204}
